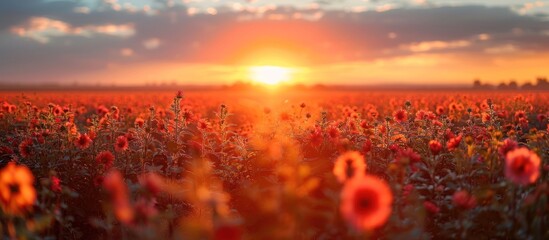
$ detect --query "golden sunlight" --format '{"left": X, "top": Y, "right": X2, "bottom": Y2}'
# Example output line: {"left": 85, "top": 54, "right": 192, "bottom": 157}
{"left": 249, "top": 66, "right": 293, "bottom": 85}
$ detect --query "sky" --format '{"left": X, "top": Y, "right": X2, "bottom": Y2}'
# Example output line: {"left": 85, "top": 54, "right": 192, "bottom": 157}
{"left": 0, "top": 0, "right": 548, "bottom": 86}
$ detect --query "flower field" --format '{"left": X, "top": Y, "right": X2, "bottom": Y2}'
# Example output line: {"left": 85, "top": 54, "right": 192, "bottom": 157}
{"left": 0, "top": 90, "right": 548, "bottom": 239}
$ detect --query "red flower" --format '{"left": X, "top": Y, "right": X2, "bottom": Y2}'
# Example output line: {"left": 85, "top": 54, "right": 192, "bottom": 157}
{"left": 103, "top": 170, "right": 134, "bottom": 225}
{"left": 423, "top": 201, "right": 440, "bottom": 214}
{"left": 197, "top": 120, "right": 209, "bottom": 130}
{"left": 395, "top": 148, "right": 421, "bottom": 164}
{"left": 362, "top": 139, "right": 372, "bottom": 153}
{"left": 0, "top": 162, "right": 36, "bottom": 215}
{"left": 327, "top": 125, "right": 340, "bottom": 140}
{"left": 452, "top": 190, "right": 477, "bottom": 210}
{"left": 114, "top": 135, "right": 129, "bottom": 152}
{"left": 279, "top": 112, "right": 291, "bottom": 121}
{"left": 393, "top": 109, "right": 408, "bottom": 123}
{"left": 74, "top": 134, "right": 92, "bottom": 150}
{"left": 429, "top": 140, "right": 443, "bottom": 155}
{"left": 138, "top": 173, "right": 163, "bottom": 196}
{"left": 51, "top": 176, "right": 61, "bottom": 192}
{"left": 0, "top": 146, "right": 14, "bottom": 155}
{"left": 436, "top": 106, "right": 445, "bottom": 115}
{"left": 18, "top": 138, "right": 34, "bottom": 158}
{"left": 498, "top": 138, "right": 518, "bottom": 157}
{"left": 505, "top": 148, "right": 540, "bottom": 186}
{"left": 333, "top": 151, "right": 366, "bottom": 183}
{"left": 134, "top": 197, "right": 158, "bottom": 220}
{"left": 308, "top": 127, "right": 323, "bottom": 147}
{"left": 481, "top": 113, "right": 491, "bottom": 123}
{"left": 134, "top": 118, "right": 145, "bottom": 128}
{"left": 514, "top": 110, "right": 526, "bottom": 120}
{"left": 402, "top": 184, "right": 414, "bottom": 198}
{"left": 340, "top": 175, "right": 393, "bottom": 231}
{"left": 96, "top": 151, "right": 115, "bottom": 170}
{"left": 446, "top": 134, "right": 462, "bottom": 151}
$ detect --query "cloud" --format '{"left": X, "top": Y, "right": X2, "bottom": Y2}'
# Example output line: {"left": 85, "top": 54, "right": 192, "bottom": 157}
{"left": 10, "top": 17, "right": 135, "bottom": 43}
{"left": 143, "top": 38, "right": 162, "bottom": 50}
{"left": 73, "top": 6, "right": 90, "bottom": 14}
{"left": 120, "top": 48, "right": 134, "bottom": 57}
{"left": 516, "top": 1, "right": 545, "bottom": 14}
{"left": 401, "top": 40, "right": 471, "bottom": 52}
{"left": 484, "top": 44, "right": 518, "bottom": 54}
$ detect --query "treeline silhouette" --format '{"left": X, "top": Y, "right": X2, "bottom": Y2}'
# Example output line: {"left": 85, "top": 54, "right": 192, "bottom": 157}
{"left": 473, "top": 77, "right": 549, "bottom": 90}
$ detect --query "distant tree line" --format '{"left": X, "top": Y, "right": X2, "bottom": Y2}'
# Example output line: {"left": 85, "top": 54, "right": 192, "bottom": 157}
{"left": 473, "top": 77, "right": 549, "bottom": 90}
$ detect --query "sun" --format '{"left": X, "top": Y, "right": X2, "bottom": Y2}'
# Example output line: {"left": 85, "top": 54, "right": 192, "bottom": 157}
{"left": 249, "top": 66, "right": 293, "bottom": 85}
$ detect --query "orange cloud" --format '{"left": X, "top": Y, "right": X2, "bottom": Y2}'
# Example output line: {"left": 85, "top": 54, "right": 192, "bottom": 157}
{"left": 402, "top": 40, "right": 471, "bottom": 52}
{"left": 10, "top": 17, "right": 134, "bottom": 43}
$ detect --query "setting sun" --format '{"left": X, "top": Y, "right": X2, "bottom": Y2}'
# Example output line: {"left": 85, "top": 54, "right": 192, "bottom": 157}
{"left": 249, "top": 66, "right": 293, "bottom": 85}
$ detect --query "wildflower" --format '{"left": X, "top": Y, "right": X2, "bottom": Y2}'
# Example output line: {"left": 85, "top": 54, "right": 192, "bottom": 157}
{"left": 505, "top": 148, "right": 540, "bottom": 186}
{"left": 395, "top": 148, "right": 421, "bottom": 165}
{"left": 452, "top": 190, "right": 476, "bottom": 210}
{"left": 444, "top": 129, "right": 455, "bottom": 140}
{"left": 498, "top": 138, "right": 518, "bottom": 157}
{"left": 96, "top": 151, "right": 115, "bottom": 170}
{"left": 327, "top": 125, "right": 340, "bottom": 140}
{"left": 88, "top": 129, "right": 97, "bottom": 140}
{"left": 393, "top": 109, "right": 407, "bottom": 123}
{"left": 196, "top": 186, "right": 230, "bottom": 216}
{"left": 52, "top": 106, "right": 63, "bottom": 116}
{"left": 176, "top": 90, "right": 184, "bottom": 99}
{"left": 139, "top": 173, "right": 163, "bottom": 196}
{"left": 280, "top": 112, "right": 291, "bottom": 121}
{"left": 464, "top": 135, "right": 474, "bottom": 146}
{"left": 368, "top": 109, "right": 379, "bottom": 119}
{"left": 333, "top": 151, "right": 366, "bottom": 183}
{"left": 103, "top": 170, "right": 134, "bottom": 224}
{"left": 514, "top": 110, "right": 526, "bottom": 120}
{"left": 402, "top": 184, "right": 414, "bottom": 198}
{"left": 134, "top": 118, "right": 145, "bottom": 128}
{"left": 340, "top": 175, "right": 393, "bottom": 231}
{"left": 308, "top": 127, "right": 323, "bottom": 147}
{"left": 415, "top": 110, "right": 427, "bottom": 121}
{"left": 429, "top": 140, "right": 443, "bottom": 155}
{"left": 114, "top": 135, "right": 129, "bottom": 152}
{"left": 362, "top": 139, "right": 372, "bottom": 154}
{"left": 481, "top": 113, "right": 491, "bottom": 123}
{"left": 18, "top": 138, "right": 34, "bottom": 158}
{"left": 198, "top": 120, "right": 209, "bottom": 130}
{"left": 51, "top": 176, "right": 61, "bottom": 192}
{"left": 74, "top": 133, "right": 92, "bottom": 150}
{"left": 389, "top": 144, "right": 400, "bottom": 153}
{"left": 446, "top": 134, "right": 463, "bottom": 151}
{"left": 432, "top": 120, "right": 443, "bottom": 127}
{"left": 423, "top": 201, "right": 440, "bottom": 214}
{"left": 134, "top": 197, "right": 158, "bottom": 220}
{"left": 436, "top": 106, "right": 445, "bottom": 115}
{"left": 0, "top": 162, "right": 36, "bottom": 215}
{"left": 0, "top": 146, "right": 14, "bottom": 156}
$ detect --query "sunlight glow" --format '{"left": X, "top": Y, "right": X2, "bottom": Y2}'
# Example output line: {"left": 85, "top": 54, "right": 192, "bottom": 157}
{"left": 249, "top": 66, "right": 293, "bottom": 85}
